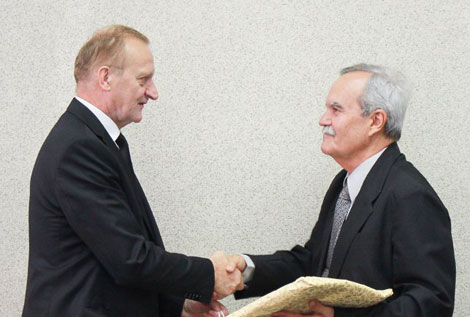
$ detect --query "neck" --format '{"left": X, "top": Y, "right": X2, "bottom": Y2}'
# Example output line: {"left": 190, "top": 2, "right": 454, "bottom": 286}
{"left": 76, "top": 83, "right": 111, "bottom": 118}
{"left": 336, "top": 137, "right": 394, "bottom": 173}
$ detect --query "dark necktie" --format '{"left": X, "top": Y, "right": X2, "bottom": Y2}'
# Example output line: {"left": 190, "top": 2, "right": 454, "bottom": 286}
{"left": 115, "top": 133, "right": 156, "bottom": 240}
{"left": 116, "top": 133, "right": 133, "bottom": 171}
{"left": 322, "top": 179, "right": 351, "bottom": 277}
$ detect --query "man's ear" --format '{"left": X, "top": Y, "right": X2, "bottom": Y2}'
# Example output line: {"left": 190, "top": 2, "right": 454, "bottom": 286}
{"left": 98, "top": 66, "right": 112, "bottom": 91}
{"left": 369, "top": 109, "right": 387, "bottom": 136}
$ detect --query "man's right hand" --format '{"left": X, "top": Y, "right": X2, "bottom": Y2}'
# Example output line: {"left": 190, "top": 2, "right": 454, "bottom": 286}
{"left": 225, "top": 254, "right": 246, "bottom": 273}
{"left": 210, "top": 251, "right": 244, "bottom": 298}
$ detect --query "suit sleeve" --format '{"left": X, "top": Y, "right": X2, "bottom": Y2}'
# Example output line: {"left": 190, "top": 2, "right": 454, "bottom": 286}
{"left": 336, "top": 185, "right": 455, "bottom": 317}
{"left": 235, "top": 243, "right": 314, "bottom": 299}
{"left": 55, "top": 139, "right": 214, "bottom": 303}
{"left": 235, "top": 198, "right": 332, "bottom": 299}
{"left": 158, "top": 294, "right": 185, "bottom": 316}
{"left": 235, "top": 187, "right": 334, "bottom": 300}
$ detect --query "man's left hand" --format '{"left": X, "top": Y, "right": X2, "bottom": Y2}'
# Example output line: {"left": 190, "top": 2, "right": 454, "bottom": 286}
{"left": 181, "top": 298, "right": 229, "bottom": 317}
{"left": 271, "top": 300, "right": 334, "bottom": 317}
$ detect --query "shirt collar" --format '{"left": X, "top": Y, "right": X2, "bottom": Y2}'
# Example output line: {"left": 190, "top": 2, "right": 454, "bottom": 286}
{"left": 346, "top": 147, "right": 387, "bottom": 206}
{"left": 75, "top": 96, "right": 121, "bottom": 144}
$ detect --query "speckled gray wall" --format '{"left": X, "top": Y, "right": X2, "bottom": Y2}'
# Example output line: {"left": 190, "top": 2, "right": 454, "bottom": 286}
{"left": 1, "top": 0, "right": 469, "bottom": 315}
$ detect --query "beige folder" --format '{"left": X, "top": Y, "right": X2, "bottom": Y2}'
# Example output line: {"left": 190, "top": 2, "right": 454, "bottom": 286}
{"left": 230, "top": 276, "right": 393, "bottom": 317}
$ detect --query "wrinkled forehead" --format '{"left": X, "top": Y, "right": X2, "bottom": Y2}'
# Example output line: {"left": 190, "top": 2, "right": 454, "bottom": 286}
{"left": 326, "top": 71, "right": 372, "bottom": 105}
{"left": 120, "top": 38, "right": 154, "bottom": 69}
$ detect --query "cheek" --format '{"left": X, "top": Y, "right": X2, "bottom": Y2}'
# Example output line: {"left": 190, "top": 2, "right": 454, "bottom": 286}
{"left": 125, "top": 84, "right": 142, "bottom": 100}
{"left": 138, "top": 86, "right": 147, "bottom": 96}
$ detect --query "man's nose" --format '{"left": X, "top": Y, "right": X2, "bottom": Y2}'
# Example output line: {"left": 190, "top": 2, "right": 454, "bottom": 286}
{"left": 319, "top": 111, "right": 329, "bottom": 126}
{"left": 146, "top": 80, "right": 158, "bottom": 100}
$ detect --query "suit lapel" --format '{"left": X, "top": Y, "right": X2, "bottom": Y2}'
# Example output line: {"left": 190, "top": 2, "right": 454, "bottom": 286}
{"left": 329, "top": 143, "right": 402, "bottom": 277}
{"left": 66, "top": 99, "right": 161, "bottom": 244}
{"left": 67, "top": 98, "right": 118, "bottom": 151}
{"left": 67, "top": 99, "right": 130, "bottom": 177}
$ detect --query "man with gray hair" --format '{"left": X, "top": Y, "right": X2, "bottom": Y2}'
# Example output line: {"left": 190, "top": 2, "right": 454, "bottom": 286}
{"left": 232, "top": 64, "right": 456, "bottom": 316}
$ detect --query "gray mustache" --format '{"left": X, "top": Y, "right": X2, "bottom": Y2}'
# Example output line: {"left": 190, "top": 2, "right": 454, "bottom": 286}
{"left": 322, "top": 126, "right": 335, "bottom": 136}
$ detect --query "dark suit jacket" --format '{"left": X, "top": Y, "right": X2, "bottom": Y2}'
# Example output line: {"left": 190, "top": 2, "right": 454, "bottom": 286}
{"left": 236, "top": 143, "right": 455, "bottom": 316}
{"left": 23, "top": 99, "right": 214, "bottom": 317}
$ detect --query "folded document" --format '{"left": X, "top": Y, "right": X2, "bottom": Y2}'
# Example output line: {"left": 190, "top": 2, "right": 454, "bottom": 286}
{"left": 230, "top": 276, "right": 393, "bottom": 317}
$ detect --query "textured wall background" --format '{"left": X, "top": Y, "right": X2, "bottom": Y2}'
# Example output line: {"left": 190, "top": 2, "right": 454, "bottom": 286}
{"left": 1, "top": 0, "right": 469, "bottom": 315}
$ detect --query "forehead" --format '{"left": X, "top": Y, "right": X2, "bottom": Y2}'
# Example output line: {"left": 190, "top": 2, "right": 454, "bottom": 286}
{"left": 326, "top": 71, "right": 371, "bottom": 108}
{"left": 121, "top": 38, "right": 154, "bottom": 73}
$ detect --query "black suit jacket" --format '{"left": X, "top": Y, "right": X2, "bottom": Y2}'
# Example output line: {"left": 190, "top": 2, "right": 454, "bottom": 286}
{"left": 23, "top": 99, "right": 214, "bottom": 317}
{"left": 236, "top": 143, "right": 455, "bottom": 316}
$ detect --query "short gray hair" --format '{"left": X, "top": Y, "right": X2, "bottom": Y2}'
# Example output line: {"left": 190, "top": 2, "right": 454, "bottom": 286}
{"left": 341, "top": 63, "right": 411, "bottom": 140}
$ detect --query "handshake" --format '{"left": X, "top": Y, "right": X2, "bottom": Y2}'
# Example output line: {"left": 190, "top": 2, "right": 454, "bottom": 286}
{"left": 210, "top": 251, "right": 247, "bottom": 299}
{"left": 182, "top": 251, "right": 247, "bottom": 317}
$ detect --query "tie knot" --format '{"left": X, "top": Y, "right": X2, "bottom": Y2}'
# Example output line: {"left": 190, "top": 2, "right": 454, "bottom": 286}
{"left": 339, "top": 180, "right": 350, "bottom": 202}
{"left": 116, "top": 133, "right": 127, "bottom": 149}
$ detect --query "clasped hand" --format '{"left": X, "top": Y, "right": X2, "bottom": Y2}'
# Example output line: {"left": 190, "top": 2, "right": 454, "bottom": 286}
{"left": 210, "top": 251, "right": 246, "bottom": 299}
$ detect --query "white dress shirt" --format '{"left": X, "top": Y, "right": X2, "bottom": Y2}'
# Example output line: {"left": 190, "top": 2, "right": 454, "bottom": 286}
{"left": 75, "top": 96, "right": 120, "bottom": 146}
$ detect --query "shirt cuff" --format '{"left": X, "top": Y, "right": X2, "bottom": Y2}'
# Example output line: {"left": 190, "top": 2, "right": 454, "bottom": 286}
{"left": 241, "top": 254, "right": 255, "bottom": 283}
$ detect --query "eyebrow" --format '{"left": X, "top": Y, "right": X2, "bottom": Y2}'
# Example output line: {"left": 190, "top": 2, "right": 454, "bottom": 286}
{"left": 137, "top": 73, "right": 154, "bottom": 80}
{"left": 327, "top": 102, "right": 344, "bottom": 109}
{"left": 137, "top": 68, "right": 155, "bottom": 78}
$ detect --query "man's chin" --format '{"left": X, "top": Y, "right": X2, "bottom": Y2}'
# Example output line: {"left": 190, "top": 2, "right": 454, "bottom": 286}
{"left": 133, "top": 112, "right": 143, "bottom": 123}
{"left": 320, "top": 141, "right": 332, "bottom": 155}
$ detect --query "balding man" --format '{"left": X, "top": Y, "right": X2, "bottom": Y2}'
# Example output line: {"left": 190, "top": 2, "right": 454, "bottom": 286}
{"left": 233, "top": 64, "right": 455, "bottom": 316}
{"left": 23, "top": 25, "right": 241, "bottom": 317}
